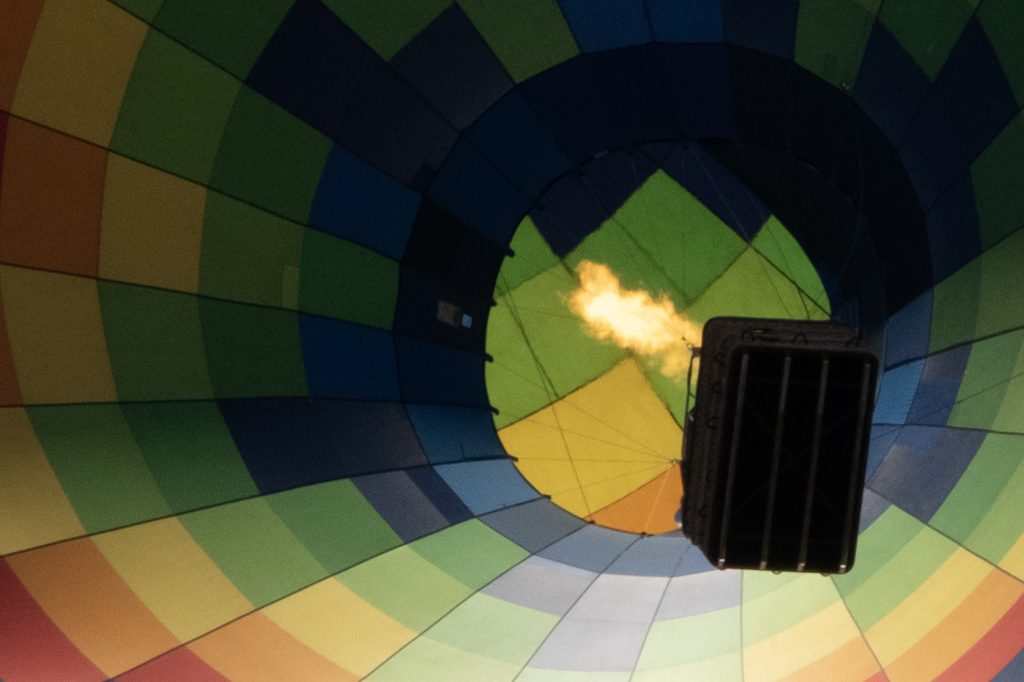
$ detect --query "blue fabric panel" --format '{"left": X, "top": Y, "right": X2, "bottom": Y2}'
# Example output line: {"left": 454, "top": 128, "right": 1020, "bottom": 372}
{"left": 721, "top": 0, "right": 799, "bottom": 59}
{"left": 530, "top": 172, "right": 611, "bottom": 257}
{"left": 583, "top": 149, "right": 658, "bottom": 216}
{"left": 539, "top": 525, "right": 637, "bottom": 572}
{"left": 673, "top": 542, "right": 717, "bottom": 575}
{"left": 392, "top": 268, "right": 490, "bottom": 352}
{"left": 353, "top": 470, "right": 452, "bottom": 542}
{"left": 559, "top": 0, "right": 651, "bottom": 52}
{"left": 858, "top": 488, "right": 891, "bottom": 533}
{"left": 246, "top": 0, "right": 454, "bottom": 184}
{"left": 309, "top": 145, "right": 420, "bottom": 260}
{"left": 924, "top": 173, "right": 981, "bottom": 282}
{"left": 427, "top": 137, "right": 532, "bottom": 246}
{"left": 480, "top": 498, "right": 586, "bottom": 552}
{"left": 466, "top": 90, "right": 572, "bottom": 199}
{"left": 406, "top": 465, "right": 474, "bottom": 525}
{"left": 406, "top": 404, "right": 505, "bottom": 464}
{"left": 868, "top": 426, "right": 985, "bottom": 522}
{"left": 995, "top": 648, "right": 1024, "bottom": 682}
{"left": 907, "top": 345, "right": 971, "bottom": 426}
{"left": 656, "top": 44, "right": 736, "bottom": 139}
{"left": 853, "top": 23, "right": 931, "bottom": 145}
{"left": 390, "top": 5, "right": 513, "bottom": 131}
{"left": 646, "top": 0, "right": 723, "bottom": 43}
{"left": 873, "top": 360, "right": 925, "bottom": 425}
{"left": 884, "top": 291, "right": 932, "bottom": 368}
{"left": 316, "top": 400, "right": 428, "bottom": 475}
{"left": 661, "top": 143, "right": 769, "bottom": 240}
{"left": 434, "top": 459, "right": 539, "bottom": 514}
{"left": 606, "top": 536, "right": 689, "bottom": 576}
{"left": 394, "top": 336, "right": 490, "bottom": 407}
{"left": 299, "top": 315, "right": 400, "bottom": 400}
{"left": 867, "top": 425, "right": 902, "bottom": 480}
{"left": 659, "top": 569, "right": 739, "bottom": 617}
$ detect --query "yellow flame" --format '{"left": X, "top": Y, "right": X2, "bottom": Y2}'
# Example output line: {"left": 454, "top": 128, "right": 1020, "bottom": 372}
{"left": 568, "top": 260, "right": 701, "bottom": 380}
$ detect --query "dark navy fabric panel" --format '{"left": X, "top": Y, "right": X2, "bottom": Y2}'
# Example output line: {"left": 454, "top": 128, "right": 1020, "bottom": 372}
{"left": 354, "top": 470, "right": 453, "bottom": 542}
{"left": 435, "top": 459, "right": 540, "bottom": 514}
{"left": 316, "top": 400, "right": 428, "bottom": 475}
{"left": 907, "top": 345, "right": 971, "bottom": 426}
{"left": 538, "top": 525, "right": 637, "bottom": 572}
{"left": 406, "top": 465, "right": 474, "bottom": 525}
{"left": 995, "top": 648, "right": 1024, "bottom": 682}
{"left": 657, "top": 44, "right": 736, "bottom": 138}
{"left": 393, "top": 268, "right": 491, "bottom": 352}
{"left": 607, "top": 536, "right": 688, "bottom": 576}
{"left": 868, "top": 426, "right": 985, "bottom": 522}
{"left": 480, "top": 499, "right": 586, "bottom": 552}
{"left": 924, "top": 173, "right": 981, "bottom": 283}
{"left": 427, "top": 137, "right": 532, "bottom": 246}
{"left": 582, "top": 149, "right": 658, "bottom": 215}
{"left": 559, "top": 0, "right": 651, "bottom": 52}
{"left": 722, "top": 0, "right": 799, "bottom": 59}
{"left": 394, "top": 336, "right": 490, "bottom": 407}
{"left": 884, "top": 291, "right": 932, "bottom": 368}
{"left": 299, "top": 315, "right": 400, "bottom": 400}
{"left": 729, "top": 47, "right": 796, "bottom": 154}
{"left": 898, "top": 93, "right": 968, "bottom": 214}
{"left": 530, "top": 171, "right": 612, "bottom": 257}
{"left": 246, "top": 0, "right": 454, "bottom": 184}
{"left": 406, "top": 404, "right": 506, "bottom": 463}
{"left": 390, "top": 5, "right": 513, "bottom": 131}
{"left": 646, "top": 0, "right": 723, "bottom": 43}
{"left": 867, "top": 425, "right": 901, "bottom": 481}
{"left": 309, "top": 145, "right": 420, "bottom": 260}
{"left": 853, "top": 23, "right": 932, "bottom": 145}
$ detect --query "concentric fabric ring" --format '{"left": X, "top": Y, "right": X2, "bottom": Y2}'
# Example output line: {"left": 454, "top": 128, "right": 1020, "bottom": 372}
{"left": 1, "top": 1, "right": 1023, "bottom": 680}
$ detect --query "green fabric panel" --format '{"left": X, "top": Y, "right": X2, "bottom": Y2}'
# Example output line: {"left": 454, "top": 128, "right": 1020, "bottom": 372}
{"left": 975, "top": 226, "right": 1024, "bottom": 341}
{"left": 743, "top": 573, "right": 839, "bottom": 643}
{"left": 198, "top": 298, "right": 308, "bottom": 397}
{"left": 322, "top": 0, "right": 451, "bottom": 60}
{"left": 878, "top": 0, "right": 978, "bottom": 81}
{"left": 839, "top": 518, "right": 955, "bottom": 630}
{"left": 751, "top": 217, "right": 831, "bottom": 316}
{"left": 965, "top": 444, "right": 1024, "bottom": 563}
{"left": 978, "top": 0, "right": 1024, "bottom": 105}
{"left": 929, "top": 257, "right": 981, "bottom": 353}
{"left": 568, "top": 171, "right": 747, "bottom": 306}
{"left": 496, "top": 216, "right": 561, "bottom": 295}
{"left": 29, "top": 405, "right": 171, "bottom": 532}
{"left": 993, "top": 346, "right": 1024, "bottom": 432}
{"left": 99, "top": 281, "right": 212, "bottom": 401}
{"left": 111, "top": 31, "right": 240, "bottom": 184}
{"left": 412, "top": 519, "right": 528, "bottom": 589}
{"left": 180, "top": 497, "right": 326, "bottom": 606}
{"left": 340, "top": 546, "right": 475, "bottom": 631}
{"left": 109, "top": 0, "right": 164, "bottom": 22}
{"left": 795, "top": 0, "right": 880, "bottom": 91}
{"left": 832, "top": 506, "right": 921, "bottom": 597}
{"left": 209, "top": 87, "right": 332, "bottom": 222}
{"left": 421, "top": 594, "right": 556, "bottom": 664}
{"left": 200, "top": 191, "right": 305, "bottom": 309}
{"left": 457, "top": 0, "right": 579, "bottom": 82}
{"left": 636, "top": 607, "right": 741, "bottom": 669}
{"left": 370, "top": 638, "right": 520, "bottom": 682}
{"left": 298, "top": 230, "right": 399, "bottom": 328}
{"left": 641, "top": 364, "right": 689, "bottom": 428}
{"left": 972, "top": 111, "right": 1024, "bottom": 248}
{"left": 120, "top": 401, "right": 258, "bottom": 512}
{"left": 487, "top": 264, "right": 626, "bottom": 429}
{"left": 947, "top": 330, "right": 1022, "bottom": 430}
{"left": 267, "top": 480, "right": 402, "bottom": 573}
{"left": 931, "top": 433, "right": 1022, "bottom": 544}
{"left": 154, "top": 0, "right": 295, "bottom": 79}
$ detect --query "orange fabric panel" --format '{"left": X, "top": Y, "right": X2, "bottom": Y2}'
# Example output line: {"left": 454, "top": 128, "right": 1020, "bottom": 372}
{"left": 779, "top": 636, "right": 881, "bottom": 682}
{"left": 0, "top": 118, "right": 106, "bottom": 277}
{"left": 6, "top": 538, "right": 180, "bottom": 678}
{"left": 588, "top": 464, "right": 681, "bottom": 534}
{"left": 934, "top": 594, "right": 1024, "bottom": 682}
{"left": 0, "top": 0, "right": 44, "bottom": 110}
{"left": 189, "top": 612, "right": 357, "bottom": 682}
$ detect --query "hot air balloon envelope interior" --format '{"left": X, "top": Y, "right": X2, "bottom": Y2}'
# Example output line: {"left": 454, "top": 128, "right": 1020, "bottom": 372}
{"left": 682, "top": 317, "right": 878, "bottom": 574}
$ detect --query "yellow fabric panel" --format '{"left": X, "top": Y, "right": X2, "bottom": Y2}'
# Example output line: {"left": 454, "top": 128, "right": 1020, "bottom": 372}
{"left": 0, "top": 265, "right": 116, "bottom": 404}
{"left": 865, "top": 547, "right": 990, "bottom": 665}
{"left": 743, "top": 601, "right": 863, "bottom": 682}
{"left": 263, "top": 577, "right": 415, "bottom": 677}
{"left": 779, "top": 637, "right": 880, "bottom": 682}
{"left": 7, "top": 537, "right": 180, "bottom": 677}
{"left": 884, "top": 569, "right": 1023, "bottom": 682}
{"left": 190, "top": 611, "right": 357, "bottom": 681}
{"left": 12, "top": 0, "right": 146, "bottom": 146}
{"left": 0, "top": 407, "right": 84, "bottom": 553}
{"left": 1000, "top": 533, "right": 1024, "bottom": 578}
{"left": 99, "top": 155, "right": 206, "bottom": 293}
{"left": 93, "top": 517, "right": 252, "bottom": 642}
